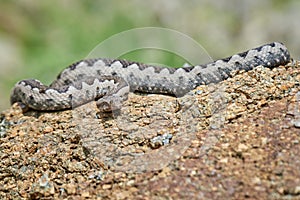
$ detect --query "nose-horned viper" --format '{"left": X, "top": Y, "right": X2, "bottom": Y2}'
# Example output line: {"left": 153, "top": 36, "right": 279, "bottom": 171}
{"left": 10, "top": 42, "right": 290, "bottom": 112}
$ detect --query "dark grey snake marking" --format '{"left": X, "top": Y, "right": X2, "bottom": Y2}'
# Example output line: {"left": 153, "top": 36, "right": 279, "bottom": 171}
{"left": 10, "top": 42, "right": 290, "bottom": 112}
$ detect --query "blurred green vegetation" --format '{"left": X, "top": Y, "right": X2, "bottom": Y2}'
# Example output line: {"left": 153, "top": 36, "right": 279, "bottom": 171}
{"left": 0, "top": 0, "right": 299, "bottom": 110}
{"left": 0, "top": 1, "right": 203, "bottom": 110}
{"left": 1, "top": 1, "right": 172, "bottom": 83}
{"left": 0, "top": 1, "right": 162, "bottom": 109}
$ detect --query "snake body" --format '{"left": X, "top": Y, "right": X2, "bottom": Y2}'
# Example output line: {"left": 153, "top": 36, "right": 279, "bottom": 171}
{"left": 10, "top": 42, "right": 290, "bottom": 111}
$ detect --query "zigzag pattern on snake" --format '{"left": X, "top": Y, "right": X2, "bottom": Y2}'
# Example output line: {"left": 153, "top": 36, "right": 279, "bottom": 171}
{"left": 10, "top": 42, "right": 291, "bottom": 112}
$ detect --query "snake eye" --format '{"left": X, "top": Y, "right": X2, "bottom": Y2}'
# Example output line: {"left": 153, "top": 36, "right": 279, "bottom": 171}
{"left": 112, "top": 72, "right": 117, "bottom": 76}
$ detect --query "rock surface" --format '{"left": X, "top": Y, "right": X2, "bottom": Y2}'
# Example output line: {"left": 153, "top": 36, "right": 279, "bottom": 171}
{"left": 0, "top": 63, "right": 300, "bottom": 199}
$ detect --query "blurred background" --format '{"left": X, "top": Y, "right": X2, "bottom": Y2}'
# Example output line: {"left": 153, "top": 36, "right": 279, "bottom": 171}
{"left": 1, "top": 0, "right": 299, "bottom": 110}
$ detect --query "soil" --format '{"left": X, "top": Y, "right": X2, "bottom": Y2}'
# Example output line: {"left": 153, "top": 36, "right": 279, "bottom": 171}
{"left": 0, "top": 63, "right": 300, "bottom": 199}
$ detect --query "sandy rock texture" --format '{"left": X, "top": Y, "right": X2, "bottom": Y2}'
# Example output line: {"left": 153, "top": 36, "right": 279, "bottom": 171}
{"left": 0, "top": 63, "right": 300, "bottom": 199}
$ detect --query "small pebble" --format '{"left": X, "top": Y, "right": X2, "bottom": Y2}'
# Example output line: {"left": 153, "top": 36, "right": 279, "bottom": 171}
{"left": 293, "top": 119, "right": 300, "bottom": 128}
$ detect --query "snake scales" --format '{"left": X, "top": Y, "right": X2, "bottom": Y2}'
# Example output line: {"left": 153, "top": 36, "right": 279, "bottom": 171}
{"left": 10, "top": 42, "right": 290, "bottom": 112}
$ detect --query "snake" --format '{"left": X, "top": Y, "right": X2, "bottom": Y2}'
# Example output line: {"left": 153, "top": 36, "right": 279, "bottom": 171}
{"left": 10, "top": 42, "right": 290, "bottom": 112}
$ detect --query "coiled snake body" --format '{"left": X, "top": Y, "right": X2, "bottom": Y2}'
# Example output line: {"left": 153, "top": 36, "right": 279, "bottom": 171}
{"left": 10, "top": 42, "right": 290, "bottom": 112}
